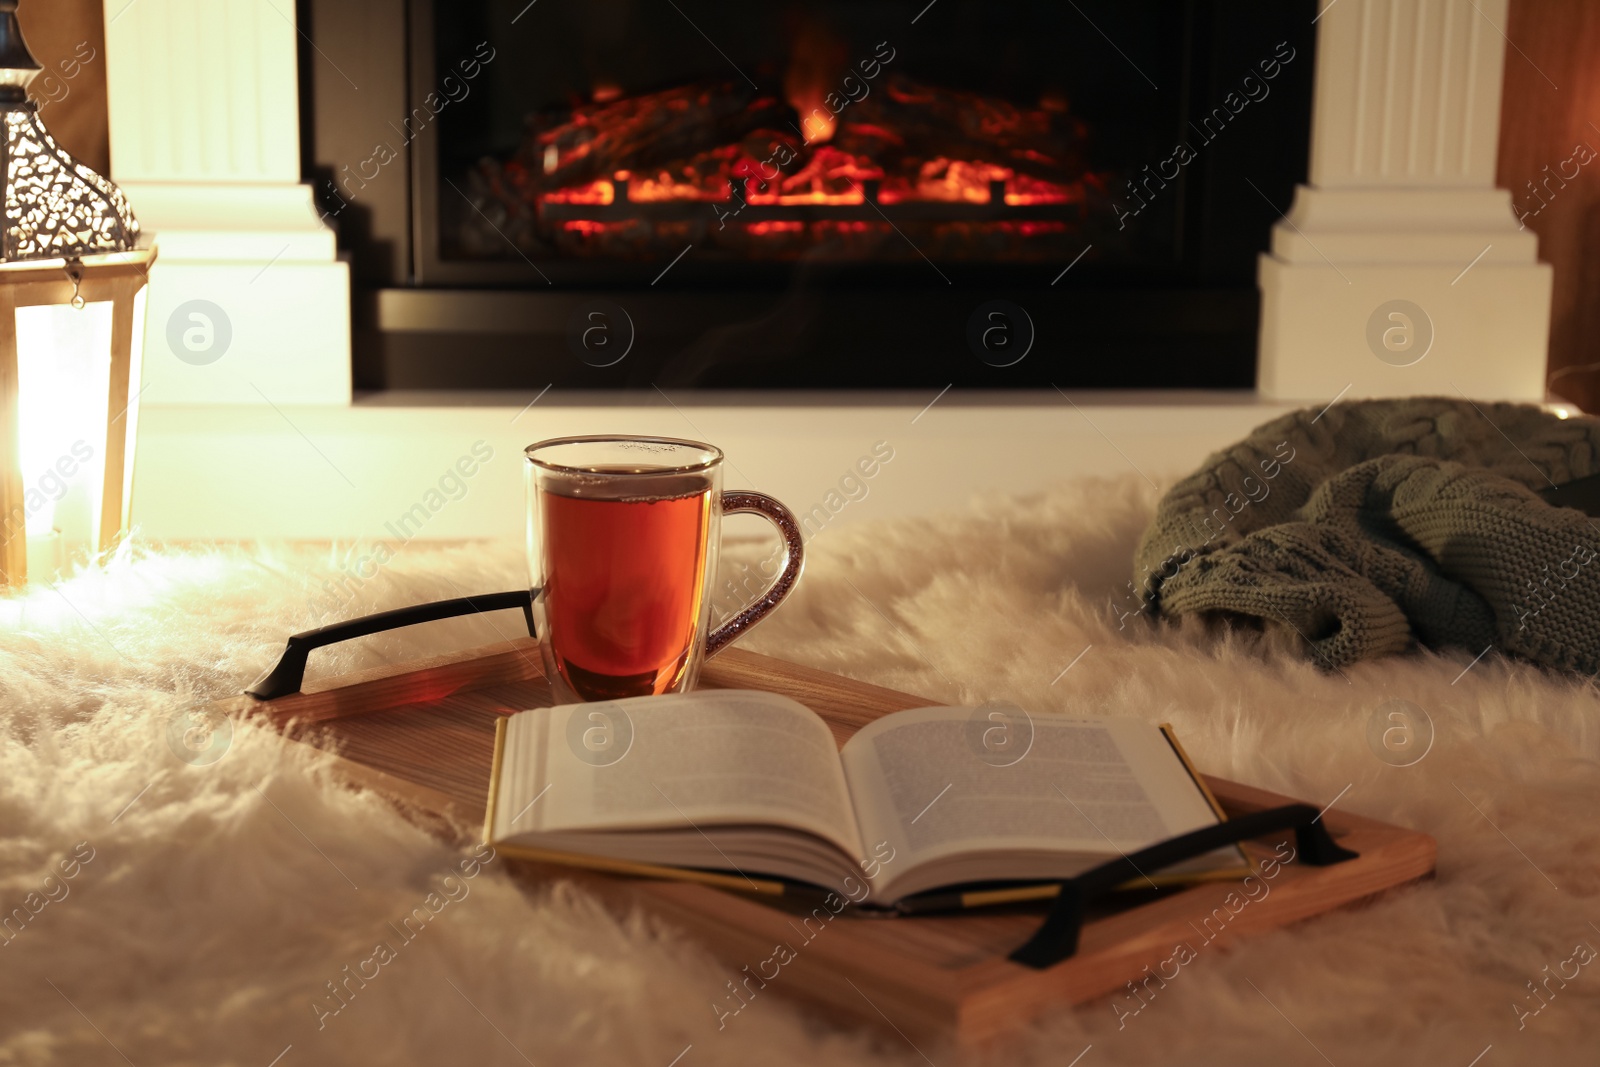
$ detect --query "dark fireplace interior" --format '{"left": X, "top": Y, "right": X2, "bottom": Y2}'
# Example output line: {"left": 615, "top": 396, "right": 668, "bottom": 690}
{"left": 438, "top": 8, "right": 1164, "bottom": 271}
{"left": 303, "top": 0, "right": 1315, "bottom": 391}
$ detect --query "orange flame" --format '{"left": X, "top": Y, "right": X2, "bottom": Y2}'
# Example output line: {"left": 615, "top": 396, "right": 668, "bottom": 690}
{"left": 783, "top": 21, "right": 846, "bottom": 144}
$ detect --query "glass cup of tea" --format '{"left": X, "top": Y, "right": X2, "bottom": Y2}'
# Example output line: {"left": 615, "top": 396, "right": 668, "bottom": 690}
{"left": 525, "top": 435, "right": 804, "bottom": 703}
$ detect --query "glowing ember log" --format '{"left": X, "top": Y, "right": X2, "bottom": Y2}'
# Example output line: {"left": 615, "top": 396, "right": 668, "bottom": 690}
{"left": 456, "top": 69, "right": 1111, "bottom": 262}
{"left": 527, "top": 82, "right": 798, "bottom": 188}
{"left": 834, "top": 73, "right": 1089, "bottom": 185}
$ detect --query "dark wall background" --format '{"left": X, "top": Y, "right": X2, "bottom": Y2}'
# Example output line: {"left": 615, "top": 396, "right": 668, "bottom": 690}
{"left": 17, "top": 0, "right": 109, "bottom": 175}
{"left": 1498, "top": 0, "right": 1600, "bottom": 413}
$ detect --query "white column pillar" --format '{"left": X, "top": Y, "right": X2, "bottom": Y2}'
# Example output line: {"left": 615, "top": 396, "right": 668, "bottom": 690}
{"left": 1258, "top": 0, "right": 1551, "bottom": 402}
{"left": 102, "top": 0, "right": 350, "bottom": 405}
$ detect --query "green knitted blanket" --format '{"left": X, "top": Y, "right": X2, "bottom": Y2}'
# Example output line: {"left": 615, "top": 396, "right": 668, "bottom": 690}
{"left": 1132, "top": 398, "right": 1600, "bottom": 673}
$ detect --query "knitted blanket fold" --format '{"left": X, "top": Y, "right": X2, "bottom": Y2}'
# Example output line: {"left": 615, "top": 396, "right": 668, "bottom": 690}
{"left": 1134, "top": 398, "right": 1600, "bottom": 673}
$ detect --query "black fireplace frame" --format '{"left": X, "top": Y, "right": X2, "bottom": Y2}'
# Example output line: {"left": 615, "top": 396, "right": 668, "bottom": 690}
{"left": 300, "top": 0, "right": 1317, "bottom": 392}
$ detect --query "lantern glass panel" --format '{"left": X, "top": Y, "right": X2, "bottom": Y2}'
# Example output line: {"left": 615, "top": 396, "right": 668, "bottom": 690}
{"left": 14, "top": 300, "right": 112, "bottom": 576}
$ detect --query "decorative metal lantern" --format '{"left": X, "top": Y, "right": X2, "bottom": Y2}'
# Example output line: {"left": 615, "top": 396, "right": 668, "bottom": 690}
{"left": 0, "top": 0, "right": 149, "bottom": 586}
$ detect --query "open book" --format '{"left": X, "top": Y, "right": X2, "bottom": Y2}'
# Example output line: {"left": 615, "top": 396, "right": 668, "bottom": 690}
{"left": 485, "top": 690, "right": 1245, "bottom": 906}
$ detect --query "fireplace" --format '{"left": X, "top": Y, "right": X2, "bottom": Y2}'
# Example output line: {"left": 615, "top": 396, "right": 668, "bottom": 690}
{"left": 451, "top": 61, "right": 1122, "bottom": 271}
{"left": 304, "top": 0, "right": 1316, "bottom": 391}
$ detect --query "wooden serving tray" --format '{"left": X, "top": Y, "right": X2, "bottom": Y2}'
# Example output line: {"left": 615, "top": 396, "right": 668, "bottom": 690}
{"left": 227, "top": 637, "right": 1437, "bottom": 1045}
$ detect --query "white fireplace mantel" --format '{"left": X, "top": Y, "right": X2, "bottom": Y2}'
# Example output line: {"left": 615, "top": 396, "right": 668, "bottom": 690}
{"left": 1258, "top": 0, "right": 1550, "bottom": 401}
{"left": 102, "top": 0, "right": 351, "bottom": 407}
{"left": 100, "top": 0, "right": 1556, "bottom": 542}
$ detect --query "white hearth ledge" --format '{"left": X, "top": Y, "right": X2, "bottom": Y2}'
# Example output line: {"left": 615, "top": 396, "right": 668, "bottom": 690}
{"left": 132, "top": 391, "right": 1301, "bottom": 542}
{"left": 131, "top": 386, "right": 1581, "bottom": 542}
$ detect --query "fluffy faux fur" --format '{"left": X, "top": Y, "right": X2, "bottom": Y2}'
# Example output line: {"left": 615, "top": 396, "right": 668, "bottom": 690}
{"left": 3, "top": 476, "right": 1599, "bottom": 1065}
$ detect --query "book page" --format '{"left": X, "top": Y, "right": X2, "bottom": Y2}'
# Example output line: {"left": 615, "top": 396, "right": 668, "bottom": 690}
{"left": 494, "top": 690, "right": 866, "bottom": 862}
{"left": 839, "top": 706, "right": 1222, "bottom": 892}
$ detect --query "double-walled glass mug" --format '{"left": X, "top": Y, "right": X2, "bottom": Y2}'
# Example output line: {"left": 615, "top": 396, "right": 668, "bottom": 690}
{"left": 526, "top": 435, "right": 804, "bottom": 703}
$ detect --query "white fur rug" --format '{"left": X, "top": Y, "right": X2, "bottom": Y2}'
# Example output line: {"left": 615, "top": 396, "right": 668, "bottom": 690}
{"left": 3, "top": 475, "right": 1600, "bottom": 1066}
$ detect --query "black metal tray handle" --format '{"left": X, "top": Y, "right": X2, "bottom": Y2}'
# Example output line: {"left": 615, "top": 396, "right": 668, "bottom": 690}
{"left": 1009, "top": 803, "right": 1359, "bottom": 969}
{"left": 245, "top": 589, "right": 535, "bottom": 701}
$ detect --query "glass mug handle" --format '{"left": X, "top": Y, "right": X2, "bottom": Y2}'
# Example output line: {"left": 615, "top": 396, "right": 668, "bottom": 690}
{"left": 707, "top": 491, "right": 805, "bottom": 658}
